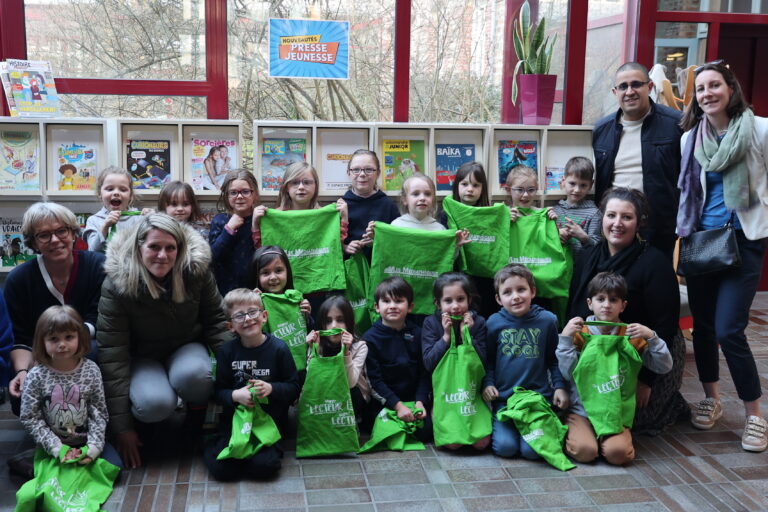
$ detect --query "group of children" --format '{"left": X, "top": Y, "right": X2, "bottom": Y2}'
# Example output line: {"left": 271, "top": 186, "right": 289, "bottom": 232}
{"left": 17, "top": 149, "right": 672, "bottom": 484}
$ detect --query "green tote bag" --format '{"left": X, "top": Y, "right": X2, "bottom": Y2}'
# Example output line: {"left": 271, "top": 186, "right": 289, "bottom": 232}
{"left": 261, "top": 204, "right": 346, "bottom": 293}
{"left": 442, "top": 197, "right": 510, "bottom": 278}
{"left": 344, "top": 252, "right": 372, "bottom": 334}
{"left": 572, "top": 322, "right": 643, "bottom": 437}
{"left": 508, "top": 208, "right": 572, "bottom": 299}
{"left": 370, "top": 223, "right": 456, "bottom": 315}
{"left": 296, "top": 343, "right": 360, "bottom": 457}
{"left": 217, "top": 390, "right": 282, "bottom": 460}
{"left": 495, "top": 388, "right": 575, "bottom": 471}
{"left": 261, "top": 289, "right": 308, "bottom": 371}
{"left": 15, "top": 446, "right": 120, "bottom": 512}
{"left": 358, "top": 402, "right": 426, "bottom": 453}
{"left": 432, "top": 322, "right": 492, "bottom": 447}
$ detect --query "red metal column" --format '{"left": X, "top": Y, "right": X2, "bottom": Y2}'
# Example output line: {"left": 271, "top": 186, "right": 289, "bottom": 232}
{"left": 0, "top": 0, "right": 27, "bottom": 117}
{"left": 635, "top": 0, "right": 657, "bottom": 67}
{"left": 393, "top": 0, "right": 411, "bottom": 122}
{"left": 706, "top": 22, "right": 720, "bottom": 61}
{"left": 500, "top": 0, "right": 524, "bottom": 123}
{"left": 563, "top": 0, "right": 588, "bottom": 125}
{"left": 205, "top": 0, "right": 229, "bottom": 119}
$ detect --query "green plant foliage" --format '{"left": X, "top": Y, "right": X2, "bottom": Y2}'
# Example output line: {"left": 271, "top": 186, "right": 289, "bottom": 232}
{"left": 511, "top": 0, "right": 556, "bottom": 104}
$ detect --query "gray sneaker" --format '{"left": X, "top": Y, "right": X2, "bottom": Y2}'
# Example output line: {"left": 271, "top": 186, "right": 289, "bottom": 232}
{"left": 691, "top": 397, "right": 722, "bottom": 430}
{"left": 742, "top": 416, "right": 768, "bottom": 452}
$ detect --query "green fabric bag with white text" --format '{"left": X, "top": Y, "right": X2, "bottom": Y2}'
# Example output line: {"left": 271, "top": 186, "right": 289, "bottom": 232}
{"left": 15, "top": 445, "right": 119, "bottom": 512}
{"left": 496, "top": 388, "right": 575, "bottom": 471}
{"left": 508, "top": 207, "right": 572, "bottom": 299}
{"left": 370, "top": 223, "right": 456, "bottom": 315}
{"left": 261, "top": 290, "right": 308, "bottom": 371}
{"left": 217, "top": 389, "right": 281, "bottom": 460}
{"left": 432, "top": 322, "right": 492, "bottom": 446}
{"left": 442, "top": 197, "right": 510, "bottom": 278}
{"left": 296, "top": 343, "right": 360, "bottom": 457}
{"left": 572, "top": 323, "right": 643, "bottom": 437}
{"left": 344, "top": 252, "right": 372, "bottom": 333}
{"left": 261, "top": 204, "right": 346, "bottom": 293}
{"left": 358, "top": 402, "right": 425, "bottom": 453}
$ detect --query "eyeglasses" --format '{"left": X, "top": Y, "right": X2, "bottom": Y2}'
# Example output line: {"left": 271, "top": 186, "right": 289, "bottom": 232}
{"left": 695, "top": 59, "right": 725, "bottom": 73}
{"left": 510, "top": 187, "right": 537, "bottom": 195}
{"left": 288, "top": 178, "right": 315, "bottom": 187}
{"left": 228, "top": 189, "right": 253, "bottom": 198}
{"left": 230, "top": 308, "right": 262, "bottom": 324}
{"left": 349, "top": 167, "right": 377, "bottom": 175}
{"left": 34, "top": 227, "right": 71, "bottom": 244}
{"left": 614, "top": 80, "right": 649, "bottom": 92}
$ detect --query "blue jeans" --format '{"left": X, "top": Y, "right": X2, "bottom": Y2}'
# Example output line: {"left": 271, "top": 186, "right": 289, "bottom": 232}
{"left": 491, "top": 402, "right": 539, "bottom": 459}
{"left": 686, "top": 231, "right": 766, "bottom": 402}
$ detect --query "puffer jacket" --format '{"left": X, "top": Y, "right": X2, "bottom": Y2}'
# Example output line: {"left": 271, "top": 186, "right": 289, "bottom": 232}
{"left": 97, "top": 222, "right": 231, "bottom": 434}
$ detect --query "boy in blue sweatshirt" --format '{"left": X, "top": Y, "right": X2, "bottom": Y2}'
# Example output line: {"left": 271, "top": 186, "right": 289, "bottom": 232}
{"left": 482, "top": 264, "right": 569, "bottom": 458}
{"left": 363, "top": 277, "right": 432, "bottom": 441}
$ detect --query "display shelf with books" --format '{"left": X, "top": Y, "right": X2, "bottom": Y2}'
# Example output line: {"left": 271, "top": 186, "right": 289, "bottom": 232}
{"left": 253, "top": 121, "right": 313, "bottom": 196}
{"left": 542, "top": 126, "right": 594, "bottom": 197}
{"left": 0, "top": 118, "right": 44, "bottom": 196}
{"left": 433, "top": 126, "right": 487, "bottom": 195}
{"left": 375, "top": 125, "right": 431, "bottom": 196}
{"left": 118, "top": 120, "right": 181, "bottom": 195}
{"left": 45, "top": 120, "right": 108, "bottom": 197}
{"left": 315, "top": 124, "right": 371, "bottom": 194}
{"left": 489, "top": 127, "right": 542, "bottom": 200}
{"left": 181, "top": 121, "right": 243, "bottom": 196}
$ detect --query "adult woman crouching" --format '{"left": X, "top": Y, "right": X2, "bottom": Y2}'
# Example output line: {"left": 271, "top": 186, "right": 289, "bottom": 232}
{"left": 98, "top": 213, "right": 231, "bottom": 468}
{"left": 678, "top": 60, "right": 768, "bottom": 452}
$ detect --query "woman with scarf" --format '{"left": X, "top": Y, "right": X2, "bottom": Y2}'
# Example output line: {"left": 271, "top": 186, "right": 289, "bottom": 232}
{"left": 677, "top": 60, "right": 768, "bottom": 452}
{"left": 569, "top": 187, "right": 688, "bottom": 435}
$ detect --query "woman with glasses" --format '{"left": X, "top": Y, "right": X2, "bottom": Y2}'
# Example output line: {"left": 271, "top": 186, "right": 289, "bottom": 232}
{"left": 98, "top": 213, "right": 230, "bottom": 469}
{"left": 3, "top": 202, "right": 106, "bottom": 418}
{"left": 678, "top": 60, "right": 768, "bottom": 452}
{"left": 341, "top": 149, "right": 400, "bottom": 257}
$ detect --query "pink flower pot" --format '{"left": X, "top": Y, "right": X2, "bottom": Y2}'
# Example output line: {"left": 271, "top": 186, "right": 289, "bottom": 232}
{"left": 519, "top": 74, "right": 557, "bottom": 125}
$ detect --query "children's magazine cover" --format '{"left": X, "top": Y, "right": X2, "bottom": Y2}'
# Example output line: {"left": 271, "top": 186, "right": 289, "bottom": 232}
{"left": 190, "top": 138, "right": 237, "bottom": 191}
{"left": 382, "top": 139, "right": 425, "bottom": 192}
{"left": 0, "top": 218, "right": 35, "bottom": 268}
{"left": 125, "top": 139, "right": 172, "bottom": 190}
{"left": 497, "top": 140, "right": 537, "bottom": 186}
{"left": 319, "top": 130, "right": 362, "bottom": 191}
{"left": 261, "top": 138, "right": 306, "bottom": 192}
{"left": 0, "top": 59, "right": 60, "bottom": 118}
{"left": 435, "top": 143, "right": 475, "bottom": 192}
{"left": 0, "top": 130, "right": 40, "bottom": 192}
{"left": 545, "top": 166, "right": 565, "bottom": 194}
{"left": 56, "top": 142, "right": 98, "bottom": 191}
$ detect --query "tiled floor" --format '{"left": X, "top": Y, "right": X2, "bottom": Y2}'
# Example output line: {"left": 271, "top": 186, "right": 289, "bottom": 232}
{"left": 2, "top": 293, "right": 768, "bottom": 511}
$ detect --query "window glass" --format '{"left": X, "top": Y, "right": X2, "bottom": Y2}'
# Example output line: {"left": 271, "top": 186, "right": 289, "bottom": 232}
{"left": 658, "top": 0, "right": 768, "bottom": 14}
{"left": 58, "top": 94, "right": 206, "bottom": 119}
{"left": 24, "top": 0, "right": 206, "bottom": 80}
{"left": 655, "top": 22, "right": 707, "bottom": 102}
{"left": 539, "top": 0, "right": 568, "bottom": 124}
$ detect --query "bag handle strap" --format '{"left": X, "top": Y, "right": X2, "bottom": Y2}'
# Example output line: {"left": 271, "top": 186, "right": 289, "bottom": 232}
{"left": 448, "top": 315, "right": 474, "bottom": 348}
{"left": 584, "top": 321, "right": 627, "bottom": 327}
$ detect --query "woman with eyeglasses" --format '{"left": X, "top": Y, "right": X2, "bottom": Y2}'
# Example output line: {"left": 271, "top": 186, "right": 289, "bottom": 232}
{"left": 208, "top": 169, "right": 264, "bottom": 295}
{"left": 341, "top": 149, "right": 400, "bottom": 257}
{"left": 98, "top": 213, "right": 230, "bottom": 469}
{"left": 3, "top": 202, "right": 106, "bottom": 418}
{"left": 678, "top": 60, "right": 768, "bottom": 452}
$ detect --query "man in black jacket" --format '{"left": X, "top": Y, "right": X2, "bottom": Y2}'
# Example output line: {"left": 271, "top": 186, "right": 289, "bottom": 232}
{"left": 592, "top": 62, "right": 683, "bottom": 260}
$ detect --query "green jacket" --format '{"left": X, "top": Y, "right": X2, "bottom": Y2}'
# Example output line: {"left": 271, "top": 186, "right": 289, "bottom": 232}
{"left": 97, "top": 223, "right": 231, "bottom": 434}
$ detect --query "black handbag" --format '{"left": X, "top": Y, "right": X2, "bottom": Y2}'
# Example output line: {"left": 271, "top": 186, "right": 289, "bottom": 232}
{"left": 677, "top": 220, "right": 741, "bottom": 277}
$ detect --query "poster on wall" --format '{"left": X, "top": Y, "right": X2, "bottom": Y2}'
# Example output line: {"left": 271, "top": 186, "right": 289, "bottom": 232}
{"left": 269, "top": 18, "right": 349, "bottom": 80}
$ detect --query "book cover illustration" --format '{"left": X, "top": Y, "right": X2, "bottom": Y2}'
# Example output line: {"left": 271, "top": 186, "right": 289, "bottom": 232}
{"left": 0, "top": 218, "right": 35, "bottom": 267}
{"left": 261, "top": 138, "right": 306, "bottom": 191}
{"left": 125, "top": 139, "right": 172, "bottom": 190}
{"left": 190, "top": 138, "right": 237, "bottom": 191}
{"left": 435, "top": 143, "right": 475, "bottom": 191}
{"left": 56, "top": 142, "right": 98, "bottom": 191}
{"left": 497, "top": 140, "right": 538, "bottom": 186}
{"left": 319, "top": 130, "right": 364, "bottom": 191}
{"left": 0, "top": 59, "right": 60, "bottom": 118}
{"left": 0, "top": 130, "right": 40, "bottom": 191}
{"left": 545, "top": 166, "right": 565, "bottom": 193}
{"left": 382, "top": 139, "right": 425, "bottom": 192}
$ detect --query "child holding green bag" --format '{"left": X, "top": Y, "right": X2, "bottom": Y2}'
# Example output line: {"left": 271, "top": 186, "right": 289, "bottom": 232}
{"left": 505, "top": 166, "right": 558, "bottom": 223}
{"left": 204, "top": 289, "right": 300, "bottom": 481}
{"left": 558, "top": 272, "right": 672, "bottom": 465}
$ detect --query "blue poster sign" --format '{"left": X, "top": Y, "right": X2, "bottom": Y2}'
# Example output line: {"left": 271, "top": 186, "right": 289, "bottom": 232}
{"left": 269, "top": 18, "right": 350, "bottom": 80}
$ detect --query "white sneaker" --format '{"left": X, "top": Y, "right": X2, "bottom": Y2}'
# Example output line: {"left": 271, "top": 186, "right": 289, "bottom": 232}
{"left": 742, "top": 416, "right": 768, "bottom": 452}
{"left": 691, "top": 397, "right": 723, "bottom": 430}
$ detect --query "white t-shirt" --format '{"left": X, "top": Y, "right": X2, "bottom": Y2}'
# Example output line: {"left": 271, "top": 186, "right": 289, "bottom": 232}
{"left": 613, "top": 110, "right": 650, "bottom": 192}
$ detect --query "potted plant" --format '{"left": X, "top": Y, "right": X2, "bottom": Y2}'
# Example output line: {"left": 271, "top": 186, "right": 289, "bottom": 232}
{"left": 512, "top": 0, "right": 557, "bottom": 125}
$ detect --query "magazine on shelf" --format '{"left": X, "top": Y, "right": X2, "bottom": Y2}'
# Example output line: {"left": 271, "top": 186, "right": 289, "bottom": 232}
{"left": 125, "top": 139, "right": 172, "bottom": 190}
{"left": 0, "top": 218, "right": 35, "bottom": 267}
{"left": 261, "top": 138, "right": 306, "bottom": 191}
{"left": 190, "top": 138, "right": 237, "bottom": 191}
{"left": 497, "top": 140, "right": 538, "bottom": 186}
{"left": 0, "top": 129, "right": 40, "bottom": 192}
{"left": 56, "top": 142, "right": 98, "bottom": 191}
{"left": 435, "top": 143, "right": 475, "bottom": 192}
{"left": 545, "top": 166, "right": 565, "bottom": 194}
{"left": 319, "top": 130, "right": 361, "bottom": 191}
{"left": 0, "top": 59, "right": 60, "bottom": 118}
{"left": 382, "top": 139, "right": 425, "bottom": 192}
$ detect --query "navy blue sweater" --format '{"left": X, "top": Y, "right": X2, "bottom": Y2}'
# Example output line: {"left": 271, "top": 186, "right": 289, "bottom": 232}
{"left": 363, "top": 319, "right": 430, "bottom": 409}
{"left": 482, "top": 305, "right": 565, "bottom": 402}
{"left": 421, "top": 311, "right": 487, "bottom": 372}
{"left": 342, "top": 189, "right": 400, "bottom": 245}
{"left": 209, "top": 213, "right": 257, "bottom": 296}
